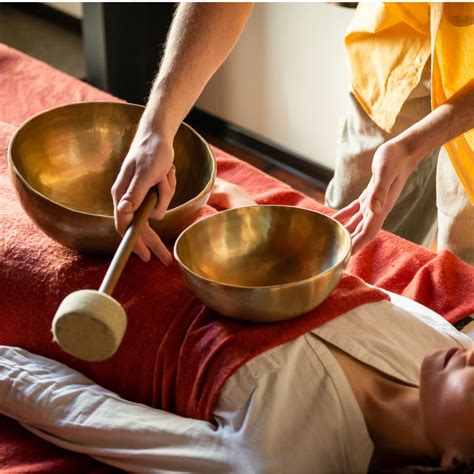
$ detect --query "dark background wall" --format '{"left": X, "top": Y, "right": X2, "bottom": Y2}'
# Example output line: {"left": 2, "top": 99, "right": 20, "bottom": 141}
{"left": 83, "top": 2, "right": 176, "bottom": 104}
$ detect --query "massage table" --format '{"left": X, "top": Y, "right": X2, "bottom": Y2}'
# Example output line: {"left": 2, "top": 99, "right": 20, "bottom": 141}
{"left": 1, "top": 44, "right": 473, "bottom": 472}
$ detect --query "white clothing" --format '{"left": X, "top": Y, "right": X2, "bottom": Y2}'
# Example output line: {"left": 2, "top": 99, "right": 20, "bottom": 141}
{"left": 0, "top": 292, "right": 471, "bottom": 473}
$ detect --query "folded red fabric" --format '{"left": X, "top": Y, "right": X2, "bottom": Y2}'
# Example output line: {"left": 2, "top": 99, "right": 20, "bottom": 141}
{"left": 0, "top": 415, "right": 118, "bottom": 474}
{"left": 1, "top": 119, "right": 389, "bottom": 421}
{"left": 159, "top": 274, "right": 389, "bottom": 419}
{"left": 0, "top": 43, "right": 387, "bottom": 421}
{"left": 347, "top": 231, "right": 474, "bottom": 324}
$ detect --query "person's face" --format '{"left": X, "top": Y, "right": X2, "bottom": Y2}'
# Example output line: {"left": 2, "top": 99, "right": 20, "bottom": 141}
{"left": 420, "top": 346, "right": 474, "bottom": 469}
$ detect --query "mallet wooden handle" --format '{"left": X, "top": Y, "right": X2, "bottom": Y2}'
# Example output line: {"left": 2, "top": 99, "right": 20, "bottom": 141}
{"left": 99, "top": 190, "right": 158, "bottom": 295}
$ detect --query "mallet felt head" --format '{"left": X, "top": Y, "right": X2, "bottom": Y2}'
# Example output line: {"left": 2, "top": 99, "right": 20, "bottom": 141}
{"left": 52, "top": 289, "right": 127, "bottom": 362}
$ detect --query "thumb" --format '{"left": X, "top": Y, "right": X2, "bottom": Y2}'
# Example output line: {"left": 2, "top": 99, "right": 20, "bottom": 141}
{"left": 368, "top": 171, "right": 392, "bottom": 215}
{"left": 118, "top": 170, "right": 152, "bottom": 214}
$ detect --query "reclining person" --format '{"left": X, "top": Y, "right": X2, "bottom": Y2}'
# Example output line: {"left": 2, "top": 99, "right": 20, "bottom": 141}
{"left": 0, "top": 286, "right": 473, "bottom": 473}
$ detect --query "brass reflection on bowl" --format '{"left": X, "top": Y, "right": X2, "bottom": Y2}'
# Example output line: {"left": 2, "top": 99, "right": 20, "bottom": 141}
{"left": 174, "top": 205, "right": 351, "bottom": 323}
{"left": 8, "top": 101, "right": 216, "bottom": 253}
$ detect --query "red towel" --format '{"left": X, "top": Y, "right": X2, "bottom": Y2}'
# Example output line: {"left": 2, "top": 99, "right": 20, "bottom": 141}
{"left": 0, "top": 117, "right": 389, "bottom": 419}
{"left": 0, "top": 416, "right": 118, "bottom": 474}
{"left": 0, "top": 45, "right": 116, "bottom": 126}
{"left": 346, "top": 231, "right": 474, "bottom": 324}
{"left": 158, "top": 274, "right": 389, "bottom": 419}
{"left": 0, "top": 44, "right": 387, "bottom": 421}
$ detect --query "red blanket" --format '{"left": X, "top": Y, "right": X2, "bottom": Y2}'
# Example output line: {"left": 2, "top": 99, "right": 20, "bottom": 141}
{"left": 0, "top": 416, "right": 118, "bottom": 474}
{"left": 0, "top": 97, "right": 389, "bottom": 422}
{"left": 1, "top": 43, "right": 474, "bottom": 472}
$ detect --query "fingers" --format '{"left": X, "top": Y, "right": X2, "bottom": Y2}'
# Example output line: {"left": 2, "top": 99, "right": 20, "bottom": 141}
{"left": 369, "top": 169, "right": 391, "bottom": 215}
{"left": 369, "top": 144, "right": 403, "bottom": 215}
{"left": 112, "top": 161, "right": 135, "bottom": 236}
{"left": 350, "top": 185, "right": 388, "bottom": 254}
{"left": 112, "top": 161, "right": 135, "bottom": 209}
{"left": 208, "top": 179, "right": 256, "bottom": 209}
{"left": 134, "top": 167, "right": 176, "bottom": 264}
{"left": 112, "top": 163, "right": 175, "bottom": 264}
{"left": 332, "top": 185, "right": 385, "bottom": 255}
{"left": 112, "top": 161, "right": 154, "bottom": 236}
{"left": 118, "top": 166, "right": 154, "bottom": 216}
{"left": 335, "top": 141, "right": 415, "bottom": 255}
{"left": 111, "top": 133, "right": 176, "bottom": 264}
{"left": 152, "top": 166, "right": 176, "bottom": 220}
{"left": 351, "top": 210, "right": 385, "bottom": 254}
{"left": 168, "top": 164, "right": 177, "bottom": 194}
{"left": 133, "top": 234, "right": 152, "bottom": 263}
{"left": 332, "top": 199, "right": 360, "bottom": 224}
{"left": 130, "top": 225, "right": 172, "bottom": 265}
{"left": 141, "top": 224, "right": 172, "bottom": 266}
{"left": 351, "top": 170, "right": 408, "bottom": 253}
{"left": 345, "top": 210, "right": 363, "bottom": 234}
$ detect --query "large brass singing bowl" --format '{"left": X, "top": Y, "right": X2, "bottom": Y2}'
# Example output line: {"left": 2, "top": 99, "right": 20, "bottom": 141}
{"left": 174, "top": 205, "right": 352, "bottom": 323}
{"left": 8, "top": 102, "right": 216, "bottom": 253}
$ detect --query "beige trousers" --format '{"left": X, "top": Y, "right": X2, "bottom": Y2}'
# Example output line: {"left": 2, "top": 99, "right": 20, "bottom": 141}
{"left": 325, "top": 64, "right": 474, "bottom": 265}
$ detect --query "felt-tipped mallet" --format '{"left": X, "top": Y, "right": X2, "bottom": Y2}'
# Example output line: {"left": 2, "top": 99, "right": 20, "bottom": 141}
{"left": 52, "top": 189, "right": 158, "bottom": 362}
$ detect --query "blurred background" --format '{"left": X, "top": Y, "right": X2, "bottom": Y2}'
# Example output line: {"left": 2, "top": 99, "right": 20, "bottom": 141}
{"left": 0, "top": 2, "right": 356, "bottom": 199}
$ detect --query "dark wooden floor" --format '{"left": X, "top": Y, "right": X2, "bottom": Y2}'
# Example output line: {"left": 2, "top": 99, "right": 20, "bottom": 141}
{"left": 204, "top": 134, "right": 327, "bottom": 205}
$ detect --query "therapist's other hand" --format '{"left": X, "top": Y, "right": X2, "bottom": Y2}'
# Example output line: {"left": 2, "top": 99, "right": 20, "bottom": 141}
{"left": 111, "top": 132, "right": 176, "bottom": 265}
{"left": 335, "top": 84, "right": 474, "bottom": 255}
{"left": 208, "top": 178, "right": 257, "bottom": 209}
{"left": 333, "top": 141, "right": 418, "bottom": 255}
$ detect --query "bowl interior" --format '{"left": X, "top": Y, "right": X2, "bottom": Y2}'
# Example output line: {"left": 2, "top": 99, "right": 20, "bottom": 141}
{"left": 10, "top": 102, "right": 214, "bottom": 216}
{"left": 176, "top": 206, "right": 351, "bottom": 287}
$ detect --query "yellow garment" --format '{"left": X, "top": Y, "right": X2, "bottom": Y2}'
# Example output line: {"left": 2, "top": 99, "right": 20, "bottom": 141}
{"left": 345, "top": 2, "right": 474, "bottom": 203}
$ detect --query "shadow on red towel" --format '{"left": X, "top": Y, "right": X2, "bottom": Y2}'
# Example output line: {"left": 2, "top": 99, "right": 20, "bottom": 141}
{"left": 0, "top": 416, "right": 119, "bottom": 474}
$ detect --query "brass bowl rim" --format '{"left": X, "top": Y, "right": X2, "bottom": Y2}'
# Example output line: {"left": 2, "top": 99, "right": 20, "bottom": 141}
{"left": 174, "top": 204, "right": 352, "bottom": 290}
{"left": 8, "top": 100, "right": 216, "bottom": 219}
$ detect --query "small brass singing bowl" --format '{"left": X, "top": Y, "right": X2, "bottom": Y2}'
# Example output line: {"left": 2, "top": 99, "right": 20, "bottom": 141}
{"left": 174, "top": 205, "right": 352, "bottom": 323}
{"left": 8, "top": 102, "right": 216, "bottom": 253}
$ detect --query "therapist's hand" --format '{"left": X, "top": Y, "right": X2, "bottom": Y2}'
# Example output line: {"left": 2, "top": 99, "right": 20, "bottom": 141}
{"left": 333, "top": 141, "right": 419, "bottom": 254}
{"left": 208, "top": 178, "right": 257, "bottom": 209}
{"left": 109, "top": 3, "right": 254, "bottom": 264}
{"left": 111, "top": 131, "right": 176, "bottom": 265}
{"left": 334, "top": 83, "right": 474, "bottom": 255}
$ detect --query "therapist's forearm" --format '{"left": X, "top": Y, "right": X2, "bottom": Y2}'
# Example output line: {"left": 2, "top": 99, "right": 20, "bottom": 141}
{"left": 391, "top": 81, "right": 474, "bottom": 166}
{"left": 139, "top": 3, "right": 253, "bottom": 141}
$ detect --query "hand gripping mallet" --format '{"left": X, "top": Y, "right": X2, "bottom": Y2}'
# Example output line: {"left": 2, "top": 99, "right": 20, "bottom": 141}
{"left": 52, "top": 189, "right": 158, "bottom": 362}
